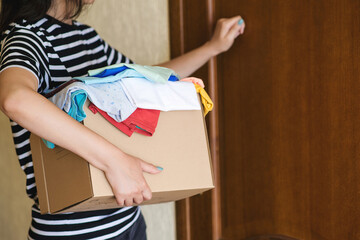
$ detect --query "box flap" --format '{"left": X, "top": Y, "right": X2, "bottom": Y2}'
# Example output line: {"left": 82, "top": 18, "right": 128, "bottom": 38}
{"left": 30, "top": 134, "right": 94, "bottom": 213}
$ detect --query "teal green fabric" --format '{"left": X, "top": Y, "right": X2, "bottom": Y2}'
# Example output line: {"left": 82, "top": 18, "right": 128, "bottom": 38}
{"left": 68, "top": 90, "right": 88, "bottom": 121}
{"left": 42, "top": 89, "right": 88, "bottom": 149}
{"left": 42, "top": 138, "right": 55, "bottom": 149}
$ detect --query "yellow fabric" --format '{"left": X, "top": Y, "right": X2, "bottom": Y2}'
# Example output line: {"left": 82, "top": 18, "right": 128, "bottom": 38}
{"left": 194, "top": 84, "right": 213, "bottom": 116}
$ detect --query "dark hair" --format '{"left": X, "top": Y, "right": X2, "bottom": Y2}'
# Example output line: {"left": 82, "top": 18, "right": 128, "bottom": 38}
{"left": 0, "top": 0, "right": 84, "bottom": 33}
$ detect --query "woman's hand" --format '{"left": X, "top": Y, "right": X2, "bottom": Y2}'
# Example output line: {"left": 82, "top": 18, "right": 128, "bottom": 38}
{"left": 104, "top": 151, "right": 162, "bottom": 207}
{"left": 157, "top": 15, "right": 245, "bottom": 78}
{"left": 0, "top": 67, "right": 162, "bottom": 208}
{"left": 207, "top": 16, "right": 246, "bottom": 55}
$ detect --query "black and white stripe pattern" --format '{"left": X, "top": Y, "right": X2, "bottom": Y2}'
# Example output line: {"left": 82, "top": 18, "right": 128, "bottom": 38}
{"left": 0, "top": 15, "right": 138, "bottom": 239}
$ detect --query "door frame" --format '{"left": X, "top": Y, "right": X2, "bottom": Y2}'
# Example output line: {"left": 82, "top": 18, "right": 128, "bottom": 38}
{"left": 169, "top": 1, "right": 222, "bottom": 239}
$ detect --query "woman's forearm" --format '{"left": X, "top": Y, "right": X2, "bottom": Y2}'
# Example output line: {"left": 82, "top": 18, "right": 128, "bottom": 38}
{"left": 158, "top": 42, "right": 217, "bottom": 78}
{"left": 158, "top": 16, "right": 245, "bottom": 78}
{"left": 0, "top": 75, "right": 119, "bottom": 172}
{"left": 0, "top": 67, "right": 161, "bottom": 206}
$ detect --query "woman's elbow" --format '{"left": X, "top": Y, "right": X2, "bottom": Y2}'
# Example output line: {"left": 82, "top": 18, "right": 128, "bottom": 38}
{"left": 0, "top": 89, "right": 26, "bottom": 117}
{"left": 0, "top": 68, "right": 39, "bottom": 116}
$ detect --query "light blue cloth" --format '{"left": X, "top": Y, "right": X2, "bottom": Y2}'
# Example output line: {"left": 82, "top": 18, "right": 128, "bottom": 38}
{"left": 43, "top": 81, "right": 137, "bottom": 149}
{"left": 49, "top": 81, "right": 136, "bottom": 122}
{"left": 78, "top": 64, "right": 180, "bottom": 84}
{"left": 74, "top": 75, "right": 122, "bottom": 84}
{"left": 42, "top": 89, "right": 90, "bottom": 149}
{"left": 43, "top": 64, "right": 179, "bottom": 149}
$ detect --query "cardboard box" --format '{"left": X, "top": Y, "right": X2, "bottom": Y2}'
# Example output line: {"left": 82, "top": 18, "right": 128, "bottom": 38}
{"left": 30, "top": 100, "right": 214, "bottom": 214}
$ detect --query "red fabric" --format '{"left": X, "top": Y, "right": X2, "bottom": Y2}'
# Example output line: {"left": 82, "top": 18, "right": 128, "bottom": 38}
{"left": 88, "top": 103, "right": 160, "bottom": 137}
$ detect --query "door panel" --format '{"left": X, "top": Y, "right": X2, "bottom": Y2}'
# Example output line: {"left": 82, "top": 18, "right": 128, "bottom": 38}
{"left": 171, "top": 0, "right": 360, "bottom": 239}
{"left": 217, "top": 1, "right": 313, "bottom": 239}
{"left": 217, "top": 0, "right": 360, "bottom": 239}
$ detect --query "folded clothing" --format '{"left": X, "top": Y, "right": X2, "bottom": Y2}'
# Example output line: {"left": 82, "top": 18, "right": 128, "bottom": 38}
{"left": 43, "top": 80, "right": 136, "bottom": 148}
{"left": 88, "top": 103, "right": 160, "bottom": 137}
{"left": 180, "top": 77, "right": 205, "bottom": 88}
{"left": 42, "top": 88, "right": 89, "bottom": 149}
{"left": 74, "top": 63, "right": 180, "bottom": 84}
{"left": 48, "top": 81, "right": 136, "bottom": 122}
{"left": 179, "top": 77, "right": 212, "bottom": 115}
{"left": 194, "top": 84, "right": 213, "bottom": 116}
{"left": 120, "top": 77, "right": 201, "bottom": 111}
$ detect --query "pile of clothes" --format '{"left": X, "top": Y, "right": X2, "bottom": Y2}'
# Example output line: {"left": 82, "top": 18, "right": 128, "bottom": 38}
{"left": 43, "top": 64, "right": 213, "bottom": 148}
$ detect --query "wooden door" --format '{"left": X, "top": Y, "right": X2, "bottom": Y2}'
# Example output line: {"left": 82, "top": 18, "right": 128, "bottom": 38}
{"left": 170, "top": 0, "right": 360, "bottom": 240}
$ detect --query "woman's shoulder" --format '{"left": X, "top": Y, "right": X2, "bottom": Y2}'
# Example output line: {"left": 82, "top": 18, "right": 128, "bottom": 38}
{"left": 1, "top": 16, "right": 99, "bottom": 48}
{"left": 4, "top": 16, "right": 95, "bottom": 36}
{"left": 1, "top": 17, "right": 49, "bottom": 42}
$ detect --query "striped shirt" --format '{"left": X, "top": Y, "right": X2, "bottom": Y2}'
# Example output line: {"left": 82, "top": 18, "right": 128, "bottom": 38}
{"left": 0, "top": 15, "right": 140, "bottom": 239}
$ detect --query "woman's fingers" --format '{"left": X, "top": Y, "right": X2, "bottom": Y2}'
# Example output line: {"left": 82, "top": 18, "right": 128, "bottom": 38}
{"left": 105, "top": 154, "right": 160, "bottom": 207}
{"left": 115, "top": 196, "right": 125, "bottom": 207}
{"left": 142, "top": 188, "right": 153, "bottom": 201}
{"left": 124, "top": 198, "right": 134, "bottom": 207}
{"left": 134, "top": 194, "right": 144, "bottom": 205}
{"left": 115, "top": 187, "right": 151, "bottom": 206}
{"left": 116, "top": 189, "right": 149, "bottom": 206}
{"left": 140, "top": 159, "right": 163, "bottom": 174}
{"left": 227, "top": 20, "right": 243, "bottom": 40}
{"left": 226, "top": 16, "right": 245, "bottom": 38}
{"left": 239, "top": 19, "right": 246, "bottom": 34}
{"left": 218, "top": 16, "right": 242, "bottom": 35}
{"left": 209, "top": 15, "right": 245, "bottom": 54}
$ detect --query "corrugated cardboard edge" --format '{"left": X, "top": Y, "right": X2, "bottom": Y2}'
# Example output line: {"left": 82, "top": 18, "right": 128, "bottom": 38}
{"left": 30, "top": 134, "right": 51, "bottom": 214}
{"left": 56, "top": 187, "right": 214, "bottom": 213}
{"left": 198, "top": 95, "right": 215, "bottom": 187}
{"left": 202, "top": 117, "right": 215, "bottom": 187}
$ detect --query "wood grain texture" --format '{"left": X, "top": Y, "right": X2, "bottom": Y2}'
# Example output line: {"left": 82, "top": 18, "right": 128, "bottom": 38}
{"left": 170, "top": 0, "right": 214, "bottom": 239}
{"left": 217, "top": 0, "right": 360, "bottom": 239}
{"left": 172, "top": 0, "right": 360, "bottom": 239}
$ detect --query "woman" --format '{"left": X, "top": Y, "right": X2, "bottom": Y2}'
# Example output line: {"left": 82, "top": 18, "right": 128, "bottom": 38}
{"left": 0, "top": 0, "right": 245, "bottom": 239}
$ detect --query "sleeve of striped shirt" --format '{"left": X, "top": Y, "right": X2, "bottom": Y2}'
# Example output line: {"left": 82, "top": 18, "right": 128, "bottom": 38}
{"left": 0, "top": 29, "right": 48, "bottom": 91}
{"left": 101, "top": 39, "right": 134, "bottom": 65}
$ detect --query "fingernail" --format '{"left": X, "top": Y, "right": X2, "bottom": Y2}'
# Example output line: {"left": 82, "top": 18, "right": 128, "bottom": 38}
{"left": 156, "top": 166, "right": 164, "bottom": 171}
{"left": 238, "top": 19, "right": 244, "bottom": 25}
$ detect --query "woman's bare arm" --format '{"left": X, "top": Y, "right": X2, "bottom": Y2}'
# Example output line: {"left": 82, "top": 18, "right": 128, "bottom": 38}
{"left": 158, "top": 16, "right": 245, "bottom": 78}
{"left": 0, "top": 67, "right": 161, "bottom": 206}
